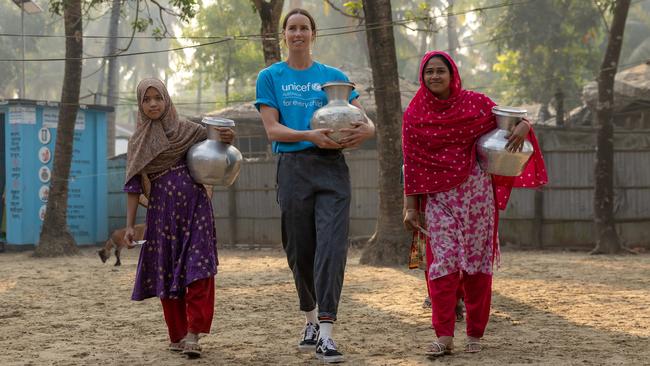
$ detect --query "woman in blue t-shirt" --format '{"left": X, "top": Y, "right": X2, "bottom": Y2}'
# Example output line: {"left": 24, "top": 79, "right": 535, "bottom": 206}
{"left": 255, "top": 7, "right": 375, "bottom": 364}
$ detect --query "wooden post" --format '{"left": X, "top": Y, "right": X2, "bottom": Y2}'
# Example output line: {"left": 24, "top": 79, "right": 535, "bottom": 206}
{"left": 533, "top": 132, "right": 544, "bottom": 249}
{"left": 534, "top": 189, "right": 544, "bottom": 249}
{"left": 555, "top": 89, "right": 564, "bottom": 127}
{"left": 228, "top": 183, "right": 238, "bottom": 246}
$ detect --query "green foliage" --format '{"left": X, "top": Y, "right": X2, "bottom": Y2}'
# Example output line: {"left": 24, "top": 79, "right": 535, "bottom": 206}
{"left": 488, "top": 0, "right": 603, "bottom": 108}
{"left": 402, "top": 1, "right": 432, "bottom": 22}
{"left": 178, "top": 0, "right": 263, "bottom": 94}
{"left": 47, "top": 0, "right": 198, "bottom": 37}
{"left": 131, "top": 17, "right": 153, "bottom": 33}
{"left": 620, "top": 1, "right": 650, "bottom": 65}
{"left": 343, "top": 1, "right": 363, "bottom": 16}
{"left": 168, "top": 0, "right": 197, "bottom": 22}
{"left": 0, "top": 0, "right": 67, "bottom": 99}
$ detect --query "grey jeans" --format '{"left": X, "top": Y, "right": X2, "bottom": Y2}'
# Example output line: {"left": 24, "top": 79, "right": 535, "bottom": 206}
{"left": 276, "top": 148, "right": 351, "bottom": 321}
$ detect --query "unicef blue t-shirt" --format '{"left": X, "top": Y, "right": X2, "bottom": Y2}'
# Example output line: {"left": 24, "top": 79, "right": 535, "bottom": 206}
{"left": 255, "top": 61, "right": 359, "bottom": 153}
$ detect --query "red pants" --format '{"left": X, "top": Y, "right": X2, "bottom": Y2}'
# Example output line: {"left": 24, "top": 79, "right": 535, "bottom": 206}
{"left": 424, "top": 241, "right": 464, "bottom": 302}
{"left": 428, "top": 271, "right": 492, "bottom": 338}
{"left": 424, "top": 271, "right": 464, "bottom": 328}
{"left": 160, "top": 276, "right": 215, "bottom": 343}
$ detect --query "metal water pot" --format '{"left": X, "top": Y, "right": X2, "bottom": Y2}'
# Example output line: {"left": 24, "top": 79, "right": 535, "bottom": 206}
{"left": 187, "top": 117, "right": 242, "bottom": 187}
{"left": 310, "top": 81, "right": 366, "bottom": 144}
{"left": 477, "top": 106, "right": 534, "bottom": 177}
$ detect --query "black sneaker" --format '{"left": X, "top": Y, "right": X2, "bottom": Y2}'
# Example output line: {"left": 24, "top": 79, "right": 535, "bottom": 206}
{"left": 298, "top": 322, "right": 319, "bottom": 351}
{"left": 315, "top": 337, "right": 344, "bottom": 363}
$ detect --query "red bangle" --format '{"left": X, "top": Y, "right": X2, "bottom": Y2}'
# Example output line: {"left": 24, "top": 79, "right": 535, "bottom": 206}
{"left": 518, "top": 119, "right": 532, "bottom": 129}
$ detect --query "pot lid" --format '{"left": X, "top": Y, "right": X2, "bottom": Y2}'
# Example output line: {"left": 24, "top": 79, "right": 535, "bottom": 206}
{"left": 322, "top": 81, "right": 356, "bottom": 90}
{"left": 492, "top": 106, "right": 527, "bottom": 117}
{"left": 202, "top": 116, "right": 235, "bottom": 127}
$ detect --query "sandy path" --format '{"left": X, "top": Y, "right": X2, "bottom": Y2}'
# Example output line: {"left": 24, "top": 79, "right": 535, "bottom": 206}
{"left": 0, "top": 248, "right": 648, "bottom": 365}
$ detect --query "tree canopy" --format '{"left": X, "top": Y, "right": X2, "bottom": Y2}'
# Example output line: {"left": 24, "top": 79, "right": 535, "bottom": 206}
{"left": 488, "top": 0, "right": 603, "bottom": 111}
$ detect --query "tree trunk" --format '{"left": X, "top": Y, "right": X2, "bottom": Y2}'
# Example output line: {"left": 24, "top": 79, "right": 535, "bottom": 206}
{"left": 355, "top": 22, "right": 370, "bottom": 68}
{"left": 418, "top": 19, "right": 429, "bottom": 56}
{"left": 34, "top": 0, "right": 83, "bottom": 257}
{"left": 360, "top": 0, "right": 410, "bottom": 266}
{"left": 592, "top": 0, "right": 631, "bottom": 255}
{"left": 252, "top": 0, "right": 284, "bottom": 66}
{"left": 196, "top": 71, "right": 202, "bottom": 115}
{"left": 447, "top": 0, "right": 458, "bottom": 60}
{"left": 129, "top": 69, "right": 139, "bottom": 125}
{"left": 105, "top": 0, "right": 121, "bottom": 157}
{"left": 538, "top": 102, "right": 551, "bottom": 122}
{"left": 555, "top": 89, "right": 564, "bottom": 127}
{"left": 225, "top": 40, "right": 233, "bottom": 106}
{"left": 343, "top": 15, "right": 370, "bottom": 68}
{"left": 95, "top": 60, "right": 106, "bottom": 104}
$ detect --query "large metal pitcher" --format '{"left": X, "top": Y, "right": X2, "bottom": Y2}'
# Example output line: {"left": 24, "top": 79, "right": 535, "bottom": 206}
{"left": 187, "top": 117, "right": 242, "bottom": 187}
{"left": 310, "top": 81, "right": 366, "bottom": 144}
{"left": 477, "top": 106, "right": 534, "bottom": 176}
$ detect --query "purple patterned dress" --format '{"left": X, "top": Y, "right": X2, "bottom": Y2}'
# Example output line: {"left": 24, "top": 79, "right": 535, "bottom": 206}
{"left": 124, "top": 160, "right": 218, "bottom": 301}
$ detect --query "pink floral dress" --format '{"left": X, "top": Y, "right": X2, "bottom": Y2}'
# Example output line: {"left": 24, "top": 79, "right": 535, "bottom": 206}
{"left": 424, "top": 162, "right": 496, "bottom": 280}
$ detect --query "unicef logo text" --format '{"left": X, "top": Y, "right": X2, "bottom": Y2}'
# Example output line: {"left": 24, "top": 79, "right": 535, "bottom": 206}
{"left": 281, "top": 82, "right": 322, "bottom": 92}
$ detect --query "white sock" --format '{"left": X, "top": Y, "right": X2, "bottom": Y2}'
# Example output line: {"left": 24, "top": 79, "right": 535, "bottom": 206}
{"left": 304, "top": 309, "right": 318, "bottom": 324}
{"left": 319, "top": 321, "right": 333, "bottom": 340}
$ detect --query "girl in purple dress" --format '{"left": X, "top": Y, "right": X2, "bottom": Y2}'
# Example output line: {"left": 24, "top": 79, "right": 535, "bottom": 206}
{"left": 123, "top": 78, "right": 234, "bottom": 358}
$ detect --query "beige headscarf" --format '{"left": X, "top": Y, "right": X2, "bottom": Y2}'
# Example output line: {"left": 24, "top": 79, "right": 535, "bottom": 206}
{"left": 125, "top": 78, "right": 206, "bottom": 189}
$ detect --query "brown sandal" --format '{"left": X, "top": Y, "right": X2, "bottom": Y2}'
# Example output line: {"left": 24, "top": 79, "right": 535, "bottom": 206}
{"left": 182, "top": 340, "right": 202, "bottom": 358}
{"left": 465, "top": 342, "right": 482, "bottom": 353}
{"left": 168, "top": 340, "right": 185, "bottom": 352}
{"left": 425, "top": 341, "right": 452, "bottom": 357}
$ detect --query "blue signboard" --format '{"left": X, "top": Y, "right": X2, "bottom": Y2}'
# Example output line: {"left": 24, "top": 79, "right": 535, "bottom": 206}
{"left": 0, "top": 100, "right": 108, "bottom": 246}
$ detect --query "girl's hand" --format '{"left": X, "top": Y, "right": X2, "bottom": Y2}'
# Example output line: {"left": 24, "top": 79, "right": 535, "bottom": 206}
{"left": 307, "top": 129, "right": 343, "bottom": 149}
{"left": 403, "top": 209, "right": 421, "bottom": 232}
{"left": 124, "top": 226, "right": 137, "bottom": 249}
{"left": 505, "top": 118, "right": 531, "bottom": 152}
{"left": 339, "top": 120, "right": 374, "bottom": 149}
{"left": 217, "top": 127, "right": 235, "bottom": 144}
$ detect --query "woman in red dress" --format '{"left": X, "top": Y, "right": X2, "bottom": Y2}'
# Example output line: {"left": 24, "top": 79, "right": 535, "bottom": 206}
{"left": 402, "top": 51, "right": 547, "bottom": 357}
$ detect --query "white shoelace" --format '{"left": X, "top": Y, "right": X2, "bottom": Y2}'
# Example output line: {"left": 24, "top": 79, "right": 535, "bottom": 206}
{"left": 304, "top": 323, "right": 318, "bottom": 340}
{"left": 321, "top": 337, "right": 338, "bottom": 351}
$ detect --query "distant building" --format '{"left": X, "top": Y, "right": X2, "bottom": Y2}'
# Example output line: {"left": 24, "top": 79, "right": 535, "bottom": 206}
{"left": 548, "top": 60, "right": 650, "bottom": 128}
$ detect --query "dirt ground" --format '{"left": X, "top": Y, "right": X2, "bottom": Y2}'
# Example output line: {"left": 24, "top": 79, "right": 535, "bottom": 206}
{"left": 0, "top": 246, "right": 648, "bottom": 366}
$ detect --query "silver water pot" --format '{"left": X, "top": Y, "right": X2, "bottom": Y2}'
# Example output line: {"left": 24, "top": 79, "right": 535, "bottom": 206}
{"left": 477, "top": 106, "right": 534, "bottom": 177}
{"left": 187, "top": 117, "right": 242, "bottom": 187}
{"left": 310, "top": 81, "right": 366, "bottom": 144}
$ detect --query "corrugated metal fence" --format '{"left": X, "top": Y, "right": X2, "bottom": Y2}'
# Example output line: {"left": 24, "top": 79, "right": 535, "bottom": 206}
{"left": 108, "top": 127, "right": 650, "bottom": 250}
{"left": 499, "top": 127, "right": 650, "bottom": 249}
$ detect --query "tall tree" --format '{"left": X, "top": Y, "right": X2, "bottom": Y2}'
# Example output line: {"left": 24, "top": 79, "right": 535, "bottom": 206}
{"left": 619, "top": 1, "right": 650, "bottom": 64}
{"left": 592, "top": 0, "right": 632, "bottom": 255}
{"left": 252, "top": 0, "right": 284, "bottom": 66}
{"left": 34, "top": 0, "right": 83, "bottom": 257}
{"left": 181, "top": 0, "right": 264, "bottom": 107}
{"left": 446, "top": 0, "right": 458, "bottom": 60}
{"left": 105, "top": 0, "right": 121, "bottom": 157}
{"left": 360, "top": 0, "right": 409, "bottom": 265}
{"left": 35, "top": 0, "right": 198, "bottom": 257}
{"left": 489, "top": 0, "right": 602, "bottom": 114}
{"left": 324, "top": 0, "right": 370, "bottom": 67}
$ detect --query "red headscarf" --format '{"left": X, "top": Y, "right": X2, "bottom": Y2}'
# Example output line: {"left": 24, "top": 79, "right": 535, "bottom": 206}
{"left": 402, "top": 51, "right": 547, "bottom": 210}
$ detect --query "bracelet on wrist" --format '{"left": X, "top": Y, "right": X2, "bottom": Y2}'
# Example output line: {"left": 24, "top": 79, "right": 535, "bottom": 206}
{"left": 518, "top": 119, "right": 532, "bottom": 129}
